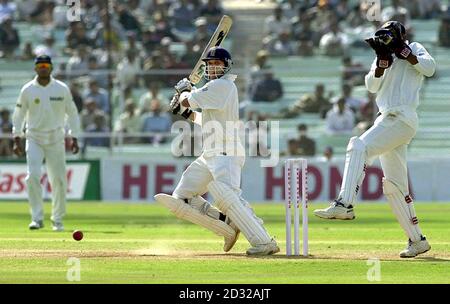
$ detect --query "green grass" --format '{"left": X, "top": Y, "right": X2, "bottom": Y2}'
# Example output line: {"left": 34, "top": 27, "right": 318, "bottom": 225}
{"left": 0, "top": 201, "right": 449, "bottom": 284}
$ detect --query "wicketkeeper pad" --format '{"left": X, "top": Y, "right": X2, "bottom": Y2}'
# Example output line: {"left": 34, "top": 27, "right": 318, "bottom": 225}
{"left": 383, "top": 178, "right": 423, "bottom": 242}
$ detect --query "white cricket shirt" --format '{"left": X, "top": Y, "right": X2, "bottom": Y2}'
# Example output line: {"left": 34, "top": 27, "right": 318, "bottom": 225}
{"left": 365, "top": 42, "right": 436, "bottom": 129}
{"left": 12, "top": 76, "right": 81, "bottom": 145}
{"left": 187, "top": 74, "right": 245, "bottom": 157}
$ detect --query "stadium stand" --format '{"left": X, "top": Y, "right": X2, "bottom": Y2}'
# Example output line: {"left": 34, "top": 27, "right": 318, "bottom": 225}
{"left": 0, "top": 0, "right": 449, "bottom": 160}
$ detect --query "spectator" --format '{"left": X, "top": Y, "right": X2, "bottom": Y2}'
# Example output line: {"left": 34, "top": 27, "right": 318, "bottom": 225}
{"left": 29, "top": 0, "right": 55, "bottom": 25}
{"left": 294, "top": 124, "right": 316, "bottom": 156}
{"left": 439, "top": 15, "right": 450, "bottom": 47}
{"left": 69, "top": 82, "right": 84, "bottom": 113}
{"left": 264, "top": 6, "right": 291, "bottom": 38}
{"left": 181, "top": 39, "right": 202, "bottom": 68}
{"left": 87, "top": 55, "right": 109, "bottom": 89}
{"left": 84, "top": 79, "right": 110, "bottom": 114}
{"left": 310, "top": 0, "right": 335, "bottom": 35}
{"left": 83, "top": 113, "right": 110, "bottom": 151}
{"left": 192, "top": 16, "right": 209, "bottom": 45}
{"left": 297, "top": 37, "right": 314, "bottom": 56}
{"left": 115, "top": 3, "right": 142, "bottom": 40}
{"left": 65, "top": 22, "right": 93, "bottom": 52}
{"left": 381, "top": 0, "right": 411, "bottom": 27}
{"left": 282, "top": 0, "right": 301, "bottom": 20}
{"left": 139, "top": 81, "right": 165, "bottom": 114}
{"left": 249, "top": 70, "right": 283, "bottom": 102}
{"left": 66, "top": 44, "right": 90, "bottom": 78}
{"left": 358, "top": 92, "right": 378, "bottom": 124}
{"left": 325, "top": 97, "right": 355, "bottom": 135}
{"left": 80, "top": 97, "right": 108, "bottom": 130}
{"left": 415, "top": 0, "right": 442, "bottom": 19}
{"left": 346, "top": 3, "right": 366, "bottom": 28}
{"left": 116, "top": 49, "right": 141, "bottom": 90}
{"left": 20, "top": 41, "right": 35, "bottom": 60}
{"left": 335, "top": 0, "right": 351, "bottom": 21}
{"left": 0, "top": 15, "right": 19, "bottom": 58}
{"left": 0, "top": 0, "right": 16, "bottom": 21}
{"left": 34, "top": 33, "right": 58, "bottom": 58}
{"left": 292, "top": 17, "right": 319, "bottom": 47}
{"left": 168, "top": 0, "right": 199, "bottom": 40}
{"left": 141, "top": 99, "right": 172, "bottom": 144}
{"left": 341, "top": 56, "right": 366, "bottom": 86}
{"left": 283, "top": 83, "right": 331, "bottom": 118}
{"left": 340, "top": 83, "right": 364, "bottom": 113}
{"left": 0, "top": 107, "right": 12, "bottom": 157}
{"left": 247, "top": 50, "right": 271, "bottom": 96}
{"left": 143, "top": 50, "right": 169, "bottom": 86}
{"left": 114, "top": 99, "right": 142, "bottom": 144}
{"left": 319, "top": 20, "right": 349, "bottom": 57}
{"left": 267, "top": 31, "right": 296, "bottom": 56}
{"left": 282, "top": 138, "right": 301, "bottom": 156}
{"left": 91, "top": 9, "right": 125, "bottom": 50}
{"left": 199, "top": 0, "right": 224, "bottom": 34}
{"left": 316, "top": 146, "right": 333, "bottom": 162}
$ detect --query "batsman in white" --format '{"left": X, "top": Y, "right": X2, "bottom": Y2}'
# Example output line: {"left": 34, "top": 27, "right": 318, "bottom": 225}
{"left": 314, "top": 21, "right": 436, "bottom": 258}
{"left": 12, "top": 55, "right": 81, "bottom": 232}
{"left": 154, "top": 47, "right": 279, "bottom": 255}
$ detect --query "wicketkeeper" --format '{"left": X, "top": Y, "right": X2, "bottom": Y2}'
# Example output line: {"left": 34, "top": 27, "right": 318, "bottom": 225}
{"left": 154, "top": 47, "right": 279, "bottom": 255}
{"left": 314, "top": 21, "right": 436, "bottom": 258}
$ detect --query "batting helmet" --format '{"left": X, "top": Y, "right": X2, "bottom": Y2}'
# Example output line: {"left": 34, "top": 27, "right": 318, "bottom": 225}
{"left": 202, "top": 46, "right": 233, "bottom": 80}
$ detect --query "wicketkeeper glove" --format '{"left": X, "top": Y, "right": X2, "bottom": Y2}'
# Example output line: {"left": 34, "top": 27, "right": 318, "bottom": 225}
{"left": 169, "top": 93, "right": 193, "bottom": 119}
{"left": 365, "top": 37, "right": 393, "bottom": 69}
{"left": 391, "top": 40, "right": 412, "bottom": 60}
{"left": 374, "top": 28, "right": 412, "bottom": 60}
{"left": 175, "top": 78, "right": 192, "bottom": 94}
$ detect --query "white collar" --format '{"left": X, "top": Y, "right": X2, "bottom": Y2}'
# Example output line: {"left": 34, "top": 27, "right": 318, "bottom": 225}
{"left": 33, "top": 76, "right": 54, "bottom": 87}
{"left": 222, "top": 74, "right": 237, "bottom": 82}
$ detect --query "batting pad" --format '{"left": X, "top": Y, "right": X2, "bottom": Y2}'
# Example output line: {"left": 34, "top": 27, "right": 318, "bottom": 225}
{"left": 339, "top": 137, "right": 367, "bottom": 206}
{"left": 154, "top": 194, "right": 235, "bottom": 239}
{"left": 383, "top": 178, "right": 423, "bottom": 242}
{"left": 208, "top": 181, "right": 272, "bottom": 246}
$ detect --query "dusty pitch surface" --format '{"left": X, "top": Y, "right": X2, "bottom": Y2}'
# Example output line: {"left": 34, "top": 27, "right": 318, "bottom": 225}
{"left": 1, "top": 202, "right": 449, "bottom": 283}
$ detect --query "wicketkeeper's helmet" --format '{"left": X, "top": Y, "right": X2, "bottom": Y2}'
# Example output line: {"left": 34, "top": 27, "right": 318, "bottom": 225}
{"left": 202, "top": 46, "right": 233, "bottom": 80}
{"left": 375, "top": 21, "right": 406, "bottom": 45}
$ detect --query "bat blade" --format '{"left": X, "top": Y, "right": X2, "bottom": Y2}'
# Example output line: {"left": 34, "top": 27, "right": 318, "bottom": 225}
{"left": 188, "top": 15, "right": 233, "bottom": 85}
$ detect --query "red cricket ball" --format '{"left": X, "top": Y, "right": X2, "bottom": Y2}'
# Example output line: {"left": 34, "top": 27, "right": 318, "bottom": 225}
{"left": 72, "top": 230, "right": 83, "bottom": 241}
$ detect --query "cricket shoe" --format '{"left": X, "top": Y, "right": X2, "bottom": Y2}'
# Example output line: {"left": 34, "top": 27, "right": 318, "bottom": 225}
{"left": 52, "top": 221, "right": 64, "bottom": 232}
{"left": 246, "top": 239, "right": 280, "bottom": 256}
{"left": 399, "top": 236, "right": 431, "bottom": 258}
{"left": 223, "top": 218, "right": 240, "bottom": 252}
{"left": 29, "top": 220, "right": 44, "bottom": 230}
{"left": 313, "top": 200, "right": 355, "bottom": 220}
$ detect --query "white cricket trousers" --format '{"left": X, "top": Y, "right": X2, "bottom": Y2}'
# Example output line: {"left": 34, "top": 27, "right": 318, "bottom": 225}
{"left": 361, "top": 114, "right": 416, "bottom": 195}
{"left": 173, "top": 154, "right": 244, "bottom": 198}
{"left": 26, "top": 138, "right": 67, "bottom": 223}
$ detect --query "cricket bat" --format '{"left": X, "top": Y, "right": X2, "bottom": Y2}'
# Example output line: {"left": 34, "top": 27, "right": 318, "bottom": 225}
{"left": 188, "top": 15, "right": 233, "bottom": 85}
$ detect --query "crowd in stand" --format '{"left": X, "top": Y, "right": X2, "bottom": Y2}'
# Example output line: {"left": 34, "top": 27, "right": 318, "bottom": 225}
{"left": 248, "top": 0, "right": 449, "bottom": 158}
{"left": 0, "top": 0, "right": 228, "bottom": 156}
{"left": 0, "top": 0, "right": 449, "bottom": 158}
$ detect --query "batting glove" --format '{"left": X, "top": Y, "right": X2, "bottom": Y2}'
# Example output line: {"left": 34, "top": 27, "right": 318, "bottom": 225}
{"left": 175, "top": 78, "right": 192, "bottom": 94}
{"left": 169, "top": 93, "right": 193, "bottom": 119}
